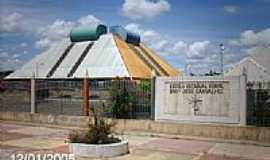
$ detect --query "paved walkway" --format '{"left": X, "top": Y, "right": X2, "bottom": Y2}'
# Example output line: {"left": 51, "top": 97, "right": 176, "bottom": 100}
{"left": 0, "top": 121, "right": 270, "bottom": 160}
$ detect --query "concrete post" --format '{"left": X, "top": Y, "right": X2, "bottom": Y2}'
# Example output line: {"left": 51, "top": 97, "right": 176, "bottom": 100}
{"left": 83, "top": 70, "right": 89, "bottom": 116}
{"left": 30, "top": 78, "right": 36, "bottom": 114}
{"left": 239, "top": 75, "right": 247, "bottom": 125}
{"left": 150, "top": 70, "right": 156, "bottom": 120}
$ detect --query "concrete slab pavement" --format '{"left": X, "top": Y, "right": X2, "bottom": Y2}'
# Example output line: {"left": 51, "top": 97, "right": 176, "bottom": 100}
{"left": 208, "top": 143, "right": 270, "bottom": 160}
{"left": 1, "top": 121, "right": 270, "bottom": 160}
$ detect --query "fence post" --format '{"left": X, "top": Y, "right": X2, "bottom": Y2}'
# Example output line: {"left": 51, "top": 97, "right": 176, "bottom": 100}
{"left": 30, "top": 77, "right": 36, "bottom": 114}
{"left": 83, "top": 71, "right": 89, "bottom": 116}
{"left": 150, "top": 70, "right": 156, "bottom": 120}
{"left": 239, "top": 74, "right": 247, "bottom": 125}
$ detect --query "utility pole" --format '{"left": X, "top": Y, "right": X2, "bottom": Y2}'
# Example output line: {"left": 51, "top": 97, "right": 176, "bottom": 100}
{"left": 220, "top": 43, "right": 225, "bottom": 76}
{"left": 35, "top": 62, "right": 39, "bottom": 78}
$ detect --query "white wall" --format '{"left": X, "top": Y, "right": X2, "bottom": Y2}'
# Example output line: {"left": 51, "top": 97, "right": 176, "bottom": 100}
{"left": 155, "top": 76, "right": 246, "bottom": 125}
{"left": 225, "top": 58, "right": 270, "bottom": 82}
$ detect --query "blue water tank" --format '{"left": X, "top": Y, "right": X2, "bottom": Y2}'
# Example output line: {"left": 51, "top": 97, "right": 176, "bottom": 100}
{"left": 110, "top": 26, "right": 127, "bottom": 40}
{"left": 110, "top": 26, "right": 140, "bottom": 45}
{"left": 126, "top": 32, "right": 140, "bottom": 45}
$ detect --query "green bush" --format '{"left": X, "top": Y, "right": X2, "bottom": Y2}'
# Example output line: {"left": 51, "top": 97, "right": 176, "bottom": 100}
{"left": 109, "top": 80, "right": 134, "bottom": 118}
{"left": 139, "top": 80, "right": 151, "bottom": 91}
{"left": 68, "top": 106, "right": 119, "bottom": 144}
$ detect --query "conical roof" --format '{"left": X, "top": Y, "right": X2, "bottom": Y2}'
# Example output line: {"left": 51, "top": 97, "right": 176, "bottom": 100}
{"left": 7, "top": 33, "right": 180, "bottom": 79}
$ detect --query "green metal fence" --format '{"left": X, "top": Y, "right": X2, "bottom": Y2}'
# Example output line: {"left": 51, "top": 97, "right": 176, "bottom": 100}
{"left": 89, "top": 79, "right": 151, "bottom": 119}
{"left": 0, "top": 79, "right": 152, "bottom": 119}
{"left": 35, "top": 80, "right": 83, "bottom": 115}
{"left": 0, "top": 80, "right": 31, "bottom": 112}
{"left": 247, "top": 81, "right": 270, "bottom": 126}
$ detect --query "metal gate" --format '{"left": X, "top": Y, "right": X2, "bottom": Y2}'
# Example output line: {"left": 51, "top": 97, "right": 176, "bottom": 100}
{"left": 247, "top": 82, "right": 270, "bottom": 126}
{"left": 89, "top": 79, "right": 151, "bottom": 119}
{"left": 35, "top": 80, "right": 83, "bottom": 115}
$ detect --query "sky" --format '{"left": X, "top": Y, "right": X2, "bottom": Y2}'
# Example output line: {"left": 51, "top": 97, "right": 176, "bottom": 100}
{"left": 0, "top": 0, "right": 270, "bottom": 74}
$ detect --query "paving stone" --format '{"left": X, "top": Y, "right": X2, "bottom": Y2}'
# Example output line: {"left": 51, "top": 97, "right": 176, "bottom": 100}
{"left": 112, "top": 149, "right": 194, "bottom": 160}
{"left": 8, "top": 126, "right": 66, "bottom": 136}
{"left": 76, "top": 149, "right": 194, "bottom": 160}
{"left": 1, "top": 121, "right": 270, "bottom": 160}
{"left": 196, "top": 153, "right": 253, "bottom": 160}
{"left": 50, "top": 144, "right": 69, "bottom": 154}
{"left": 2, "top": 137, "right": 65, "bottom": 150}
{"left": 0, "top": 131, "right": 32, "bottom": 141}
{"left": 121, "top": 135, "right": 157, "bottom": 147}
{"left": 137, "top": 138, "right": 214, "bottom": 155}
{"left": 0, "top": 123, "right": 24, "bottom": 131}
{"left": 208, "top": 143, "right": 270, "bottom": 160}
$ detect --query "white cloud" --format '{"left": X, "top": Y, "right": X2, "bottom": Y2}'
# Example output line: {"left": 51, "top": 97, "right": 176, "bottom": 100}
{"left": 179, "top": 41, "right": 217, "bottom": 75}
{"left": 156, "top": 39, "right": 170, "bottom": 50}
{"left": 125, "top": 23, "right": 143, "bottom": 34}
{"left": 12, "top": 54, "right": 20, "bottom": 58}
{"left": 142, "top": 30, "right": 159, "bottom": 44}
{"left": 124, "top": 23, "right": 218, "bottom": 74}
{"left": 230, "top": 28, "right": 270, "bottom": 47}
{"left": 35, "top": 15, "right": 101, "bottom": 49}
{"left": 224, "top": 5, "right": 238, "bottom": 13}
{"left": 35, "top": 38, "right": 50, "bottom": 49}
{"left": 187, "top": 41, "right": 210, "bottom": 59}
{"left": 23, "top": 50, "right": 28, "bottom": 55}
{"left": 125, "top": 24, "right": 176, "bottom": 55}
{"left": 20, "top": 42, "right": 28, "bottom": 47}
{"left": 224, "top": 28, "right": 270, "bottom": 73}
{"left": 40, "top": 20, "right": 74, "bottom": 41}
{"left": 125, "top": 24, "right": 168, "bottom": 52}
{"left": 125, "top": 23, "right": 212, "bottom": 60}
{"left": 35, "top": 19, "right": 74, "bottom": 49}
{"left": 0, "top": 12, "right": 24, "bottom": 32}
{"left": 224, "top": 53, "right": 237, "bottom": 64}
{"left": 122, "top": 0, "right": 170, "bottom": 19}
{"left": 0, "top": 41, "right": 31, "bottom": 71}
{"left": 0, "top": 51, "right": 23, "bottom": 71}
{"left": 172, "top": 41, "right": 188, "bottom": 54}
{"left": 142, "top": 30, "right": 174, "bottom": 53}
{"left": 0, "top": 52, "right": 8, "bottom": 58}
{"left": 78, "top": 15, "right": 102, "bottom": 26}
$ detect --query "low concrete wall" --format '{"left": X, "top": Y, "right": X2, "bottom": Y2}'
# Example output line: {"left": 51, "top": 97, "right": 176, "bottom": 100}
{"left": 0, "top": 112, "right": 269, "bottom": 143}
{"left": 0, "top": 112, "right": 89, "bottom": 128}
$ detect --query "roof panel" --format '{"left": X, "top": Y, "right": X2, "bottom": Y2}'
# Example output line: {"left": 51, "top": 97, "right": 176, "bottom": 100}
{"left": 139, "top": 44, "right": 179, "bottom": 76}
{"left": 250, "top": 47, "right": 270, "bottom": 72}
{"left": 113, "top": 35, "right": 151, "bottom": 79}
{"left": 6, "top": 40, "right": 71, "bottom": 79}
{"left": 6, "top": 33, "right": 180, "bottom": 79}
{"left": 73, "top": 34, "right": 129, "bottom": 78}
{"left": 51, "top": 41, "right": 90, "bottom": 78}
